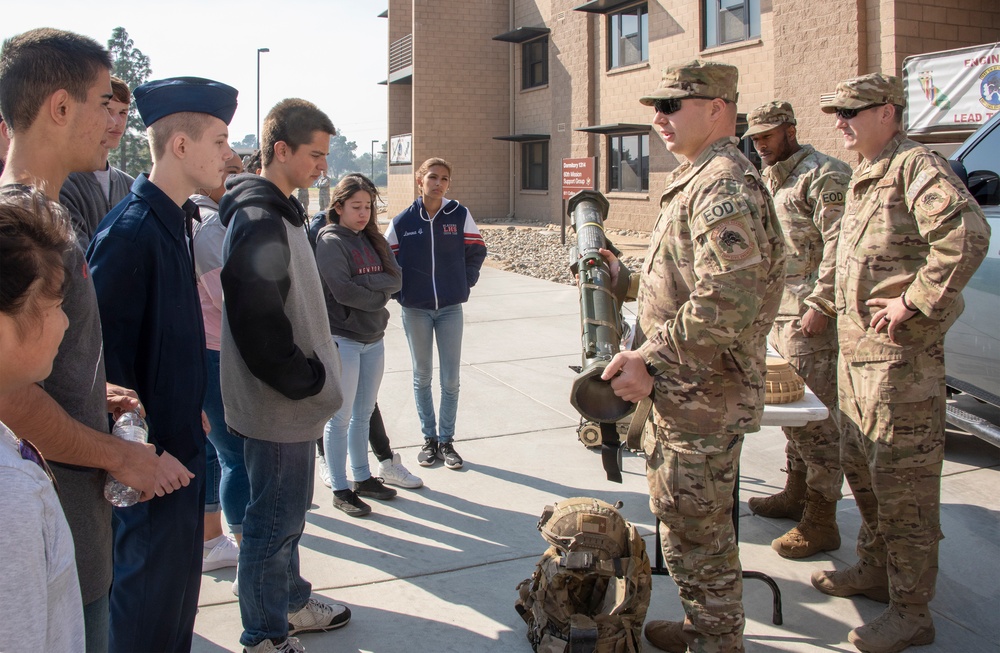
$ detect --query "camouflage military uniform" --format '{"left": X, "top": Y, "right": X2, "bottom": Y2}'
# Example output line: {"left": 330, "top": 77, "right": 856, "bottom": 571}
{"left": 833, "top": 131, "right": 990, "bottom": 604}
{"left": 764, "top": 144, "right": 851, "bottom": 502}
{"left": 629, "top": 136, "right": 785, "bottom": 650}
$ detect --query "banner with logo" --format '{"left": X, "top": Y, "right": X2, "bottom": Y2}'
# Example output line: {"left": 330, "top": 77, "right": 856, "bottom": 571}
{"left": 904, "top": 42, "right": 1000, "bottom": 135}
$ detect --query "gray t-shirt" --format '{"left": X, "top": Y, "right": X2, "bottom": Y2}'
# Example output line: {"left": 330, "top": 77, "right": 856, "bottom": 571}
{"left": 1, "top": 185, "right": 113, "bottom": 605}
{"left": 44, "top": 227, "right": 114, "bottom": 607}
{"left": 0, "top": 423, "right": 86, "bottom": 652}
{"left": 44, "top": 236, "right": 112, "bottom": 604}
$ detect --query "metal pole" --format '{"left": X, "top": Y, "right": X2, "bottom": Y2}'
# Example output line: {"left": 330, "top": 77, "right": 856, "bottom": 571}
{"left": 256, "top": 48, "right": 270, "bottom": 148}
{"left": 371, "top": 139, "right": 379, "bottom": 180}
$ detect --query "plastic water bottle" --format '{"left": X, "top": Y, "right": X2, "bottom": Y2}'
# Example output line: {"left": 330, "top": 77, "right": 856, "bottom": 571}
{"left": 103, "top": 410, "right": 148, "bottom": 507}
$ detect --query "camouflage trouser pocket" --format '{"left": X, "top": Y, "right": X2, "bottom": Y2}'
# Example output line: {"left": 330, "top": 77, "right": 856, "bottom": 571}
{"left": 645, "top": 436, "right": 740, "bottom": 526}
{"left": 872, "top": 395, "right": 945, "bottom": 468}
{"left": 852, "top": 358, "right": 945, "bottom": 468}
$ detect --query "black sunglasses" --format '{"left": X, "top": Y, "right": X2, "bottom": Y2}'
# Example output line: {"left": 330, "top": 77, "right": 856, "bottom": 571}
{"left": 16, "top": 436, "right": 60, "bottom": 494}
{"left": 653, "top": 96, "right": 728, "bottom": 115}
{"left": 835, "top": 104, "right": 884, "bottom": 120}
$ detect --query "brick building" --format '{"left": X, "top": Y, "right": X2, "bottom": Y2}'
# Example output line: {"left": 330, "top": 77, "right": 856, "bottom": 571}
{"left": 382, "top": 1, "right": 1000, "bottom": 230}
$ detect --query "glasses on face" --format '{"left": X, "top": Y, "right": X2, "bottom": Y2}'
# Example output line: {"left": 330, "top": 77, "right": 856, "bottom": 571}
{"left": 835, "top": 104, "right": 884, "bottom": 120}
{"left": 16, "top": 437, "right": 60, "bottom": 494}
{"left": 653, "top": 98, "right": 684, "bottom": 115}
{"left": 653, "top": 96, "right": 725, "bottom": 115}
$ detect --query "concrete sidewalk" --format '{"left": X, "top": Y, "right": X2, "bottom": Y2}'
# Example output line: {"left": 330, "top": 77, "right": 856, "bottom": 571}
{"left": 192, "top": 267, "right": 1000, "bottom": 653}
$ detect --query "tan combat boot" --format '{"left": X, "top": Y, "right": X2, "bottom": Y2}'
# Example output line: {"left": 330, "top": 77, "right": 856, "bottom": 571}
{"left": 847, "top": 602, "right": 935, "bottom": 653}
{"left": 811, "top": 559, "right": 890, "bottom": 603}
{"left": 748, "top": 466, "right": 806, "bottom": 521}
{"left": 644, "top": 620, "right": 689, "bottom": 653}
{"left": 644, "top": 620, "right": 744, "bottom": 653}
{"left": 771, "top": 489, "right": 841, "bottom": 559}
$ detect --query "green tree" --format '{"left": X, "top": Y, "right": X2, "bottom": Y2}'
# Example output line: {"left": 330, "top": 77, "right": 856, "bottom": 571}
{"left": 354, "top": 142, "right": 388, "bottom": 186}
{"left": 107, "top": 27, "right": 152, "bottom": 177}
{"left": 326, "top": 132, "right": 359, "bottom": 179}
{"left": 232, "top": 133, "right": 257, "bottom": 149}
{"left": 372, "top": 141, "right": 388, "bottom": 186}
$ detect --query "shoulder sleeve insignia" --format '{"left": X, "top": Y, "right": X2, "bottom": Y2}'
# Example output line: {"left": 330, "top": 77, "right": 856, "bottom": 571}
{"left": 905, "top": 168, "right": 937, "bottom": 206}
{"left": 918, "top": 184, "right": 955, "bottom": 217}
{"left": 712, "top": 221, "right": 756, "bottom": 261}
{"left": 700, "top": 195, "right": 750, "bottom": 228}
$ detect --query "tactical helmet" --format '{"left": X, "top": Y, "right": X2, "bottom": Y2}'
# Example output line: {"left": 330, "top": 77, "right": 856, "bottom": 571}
{"left": 537, "top": 497, "right": 629, "bottom": 562}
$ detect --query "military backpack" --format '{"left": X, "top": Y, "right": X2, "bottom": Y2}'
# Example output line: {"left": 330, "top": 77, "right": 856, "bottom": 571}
{"left": 515, "top": 497, "right": 652, "bottom": 653}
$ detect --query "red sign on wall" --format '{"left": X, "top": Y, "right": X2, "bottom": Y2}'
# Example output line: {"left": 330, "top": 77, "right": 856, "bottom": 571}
{"left": 562, "top": 157, "right": 596, "bottom": 199}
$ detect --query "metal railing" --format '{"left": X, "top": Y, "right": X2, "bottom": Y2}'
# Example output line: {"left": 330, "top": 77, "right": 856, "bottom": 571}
{"left": 389, "top": 34, "right": 413, "bottom": 74}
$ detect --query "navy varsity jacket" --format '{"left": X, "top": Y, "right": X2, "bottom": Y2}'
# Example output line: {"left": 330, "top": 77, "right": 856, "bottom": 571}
{"left": 385, "top": 197, "right": 487, "bottom": 310}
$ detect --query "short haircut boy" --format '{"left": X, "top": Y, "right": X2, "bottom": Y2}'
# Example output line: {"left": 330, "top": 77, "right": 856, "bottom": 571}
{"left": 261, "top": 98, "right": 335, "bottom": 166}
{"left": 0, "top": 28, "right": 111, "bottom": 131}
{"left": 147, "top": 111, "right": 215, "bottom": 160}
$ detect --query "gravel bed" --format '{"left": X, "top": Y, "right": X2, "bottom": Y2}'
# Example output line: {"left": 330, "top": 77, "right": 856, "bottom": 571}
{"left": 481, "top": 224, "right": 647, "bottom": 286}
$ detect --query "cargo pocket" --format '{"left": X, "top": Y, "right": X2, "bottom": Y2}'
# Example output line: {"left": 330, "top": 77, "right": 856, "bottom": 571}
{"left": 873, "top": 359, "right": 945, "bottom": 468}
{"left": 646, "top": 441, "right": 719, "bottom": 521}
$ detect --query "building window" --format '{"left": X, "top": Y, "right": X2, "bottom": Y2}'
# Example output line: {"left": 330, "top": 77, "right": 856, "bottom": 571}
{"left": 609, "top": 133, "right": 649, "bottom": 192}
{"left": 703, "top": 0, "right": 760, "bottom": 48}
{"left": 608, "top": 4, "right": 648, "bottom": 69}
{"left": 522, "top": 141, "right": 548, "bottom": 190}
{"left": 736, "top": 114, "right": 762, "bottom": 170}
{"left": 522, "top": 37, "right": 548, "bottom": 89}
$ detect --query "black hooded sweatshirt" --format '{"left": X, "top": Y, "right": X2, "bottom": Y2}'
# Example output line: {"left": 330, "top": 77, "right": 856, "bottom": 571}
{"left": 218, "top": 173, "right": 342, "bottom": 441}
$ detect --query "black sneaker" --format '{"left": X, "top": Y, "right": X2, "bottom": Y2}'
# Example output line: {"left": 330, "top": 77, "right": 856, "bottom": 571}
{"left": 437, "top": 442, "right": 463, "bottom": 469}
{"left": 417, "top": 439, "right": 438, "bottom": 467}
{"left": 333, "top": 489, "right": 371, "bottom": 517}
{"left": 352, "top": 476, "right": 397, "bottom": 500}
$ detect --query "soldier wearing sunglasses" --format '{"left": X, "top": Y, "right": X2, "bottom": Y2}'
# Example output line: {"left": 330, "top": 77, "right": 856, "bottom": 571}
{"left": 745, "top": 101, "right": 852, "bottom": 562}
{"left": 812, "top": 73, "right": 990, "bottom": 653}
{"left": 600, "top": 59, "right": 785, "bottom": 653}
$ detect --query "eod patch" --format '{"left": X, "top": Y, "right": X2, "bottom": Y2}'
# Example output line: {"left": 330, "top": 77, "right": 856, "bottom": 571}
{"left": 713, "top": 221, "right": 756, "bottom": 261}
{"left": 700, "top": 195, "right": 751, "bottom": 227}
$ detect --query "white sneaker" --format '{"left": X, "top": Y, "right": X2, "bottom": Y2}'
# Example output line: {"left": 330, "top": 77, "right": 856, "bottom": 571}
{"left": 203, "top": 535, "right": 239, "bottom": 572}
{"left": 287, "top": 597, "right": 351, "bottom": 635}
{"left": 378, "top": 452, "right": 423, "bottom": 489}
{"left": 318, "top": 455, "right": 331, "bottom": 488}
{"left": 232, "top": 565, "right": 239, "bottom": 597}
{"left": 243, "top": 636, "right": 305, "bottom": 653}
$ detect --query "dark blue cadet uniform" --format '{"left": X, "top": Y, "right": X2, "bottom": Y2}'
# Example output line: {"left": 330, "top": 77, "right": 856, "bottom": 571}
{"left": 88, "top": 173, "right": 207, "bottom": 653}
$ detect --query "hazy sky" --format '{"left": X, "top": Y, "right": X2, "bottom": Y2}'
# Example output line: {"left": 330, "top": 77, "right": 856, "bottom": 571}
{"left": 4, "top": 1, "right": 389, "bottom": 152}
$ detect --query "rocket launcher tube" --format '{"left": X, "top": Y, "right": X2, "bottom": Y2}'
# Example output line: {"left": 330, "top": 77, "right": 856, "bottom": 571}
{"left": 568, "top": 190, "right": 635, "bottom": 425}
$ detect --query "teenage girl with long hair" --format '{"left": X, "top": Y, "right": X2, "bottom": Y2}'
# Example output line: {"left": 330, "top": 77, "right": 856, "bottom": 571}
{"left": 315, "top": 174, "right": 403, "bottom": 517}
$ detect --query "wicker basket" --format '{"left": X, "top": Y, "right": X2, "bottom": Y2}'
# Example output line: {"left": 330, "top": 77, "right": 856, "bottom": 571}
{"left": 765, "top": 356, "right": 805, "bottom": 404}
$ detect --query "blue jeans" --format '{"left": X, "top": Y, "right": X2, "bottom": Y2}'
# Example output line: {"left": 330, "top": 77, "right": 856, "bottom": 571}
{"left": 323, "top": 337, "right": 384, "bottom": 492}
{"left": 239, "top": 437, "right": 314, "bottom": 647}
{"left": 203, "top": 349, "right": 250, "bottom": 533}
{"left": 204, "top": 438, "right": 221, "bottom": 510}
{"left": 401, "top": 304, "right": 464, "bottom": 443}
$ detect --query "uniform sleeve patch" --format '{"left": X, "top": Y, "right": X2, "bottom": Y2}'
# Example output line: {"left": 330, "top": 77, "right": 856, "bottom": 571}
{"left": 917, "top": 183, "right": 958, "bottom": 217}
{"left": 819, "top": 189, "right": 846, "bottom": 205}
{"left": 712, "top": 221, "right": 756, "bottom": 261}
{"left": 700, "top": 196, "right": 749, "bottom": 227}
{"left": 905, "top": 169, "right": 938, "bottom": 206}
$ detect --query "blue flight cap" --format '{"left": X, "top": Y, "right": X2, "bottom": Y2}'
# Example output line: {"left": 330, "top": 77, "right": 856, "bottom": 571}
{"left": 133, "top": 77, "right": 239, "bottom": 127}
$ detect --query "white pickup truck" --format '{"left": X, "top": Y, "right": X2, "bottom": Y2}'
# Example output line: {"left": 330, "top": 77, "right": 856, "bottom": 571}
{"left": 946, "top": 112, "right": 1000, "bottom": 445}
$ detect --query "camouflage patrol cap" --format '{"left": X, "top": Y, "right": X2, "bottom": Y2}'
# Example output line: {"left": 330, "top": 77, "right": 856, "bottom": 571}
{"left": 640, "top": 59, "right": 739, "bottom": 106}
{"left": 537, "top": 497, "right": 629, "bottom": 561}
{"left": 744, "top": 100, "right": 796, "bottom": 137}
{"left": 820, "top": 73, "right": 905, "bottom": 113}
